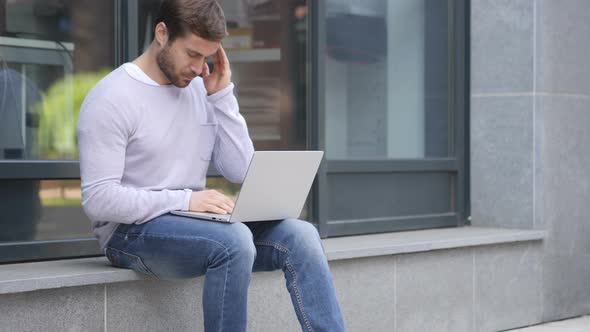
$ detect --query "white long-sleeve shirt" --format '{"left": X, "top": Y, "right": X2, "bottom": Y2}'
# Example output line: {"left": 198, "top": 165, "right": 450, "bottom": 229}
{"left": 77, "top": 64, "right": 254, "bottom": 251}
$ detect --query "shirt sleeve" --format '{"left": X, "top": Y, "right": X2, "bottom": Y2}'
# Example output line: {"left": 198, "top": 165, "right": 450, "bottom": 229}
{"left": 205, "top": 83, "right": 255, "bottom": 183}
{"left": 77, "top": 98, "right": 192, "bottom": 224}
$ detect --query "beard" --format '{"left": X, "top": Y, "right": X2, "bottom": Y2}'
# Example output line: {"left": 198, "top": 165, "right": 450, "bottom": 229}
{"left": 156, "top": 44, "right": 190, "bottom": 88}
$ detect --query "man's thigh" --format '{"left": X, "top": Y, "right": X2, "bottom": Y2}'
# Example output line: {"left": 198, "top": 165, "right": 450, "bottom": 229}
{"left": 105, "top": 213, "right": 254, "bottom": 279}
{"left": 246, "top": 218, "right": 325, "bottom": 272}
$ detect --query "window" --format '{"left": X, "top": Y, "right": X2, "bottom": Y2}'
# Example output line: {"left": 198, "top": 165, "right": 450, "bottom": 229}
{"left": 0, "top": 0, "right": 119, "bottom": 263}
{"left": 0, "top": 0, "right": 312, "bottom": 263}
{"left": 311, "top": 0, "right": 469, "bottom": 236}
{"left": 0, "top": 0, "right": 467, "bottom": 263}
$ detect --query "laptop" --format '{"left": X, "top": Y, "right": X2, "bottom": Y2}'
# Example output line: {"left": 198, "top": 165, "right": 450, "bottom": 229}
{"left": 171, "top": 151, "right": 323, "bottom": 223}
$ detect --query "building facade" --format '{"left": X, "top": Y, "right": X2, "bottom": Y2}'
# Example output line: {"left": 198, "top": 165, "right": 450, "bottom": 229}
{"left": 0, "top": 0, "right": 589, "bottom": 331}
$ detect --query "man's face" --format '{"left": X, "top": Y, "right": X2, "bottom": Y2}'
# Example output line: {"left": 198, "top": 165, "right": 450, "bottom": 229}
{"left": 156, "top": 33, "right": 220, "bottom": 88}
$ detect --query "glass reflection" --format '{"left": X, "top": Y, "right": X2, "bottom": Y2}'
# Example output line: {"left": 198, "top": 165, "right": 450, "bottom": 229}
{"left": 324, "top": 0, "right": 451, "bottom": 160}
{"left": 0, "top": 0, "right": 115, "bottom": 161}
{"left": 0, "top": 179, "right": 90, "bottom": 242}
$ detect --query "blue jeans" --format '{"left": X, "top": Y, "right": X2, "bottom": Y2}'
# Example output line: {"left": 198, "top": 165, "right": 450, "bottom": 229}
{"left": 105, "top": 214, "right": 346, "bottom": 332}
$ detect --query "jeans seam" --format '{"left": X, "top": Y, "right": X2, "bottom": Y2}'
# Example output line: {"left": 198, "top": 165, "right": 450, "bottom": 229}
{"left": 105, "top": 246, "right": 157, "bottom": 277}
{"left": 254, "top": 240, "right": 290, "bottom": 254}
{"left": 121, "top": 233, "right": 230, "bottom": 252}
{"left": 220, "top": 248, "right": 230, "bottom": 331}
{"left": 286, "top": 258, "right": 313, "bottom": 332}
{"left": 255, "top": 240, "right": 312, "bottom": 331}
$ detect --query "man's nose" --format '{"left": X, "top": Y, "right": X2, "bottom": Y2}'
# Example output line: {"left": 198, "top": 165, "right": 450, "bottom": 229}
{"left": 190, "top": 64, "right": 201, "bottom": 76}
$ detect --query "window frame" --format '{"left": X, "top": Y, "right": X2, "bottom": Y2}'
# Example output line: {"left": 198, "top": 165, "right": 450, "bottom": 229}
{"left": 0, "top": 0, "right": 129, "bottom": 263}
{"left": 309, "top": 0, "right": 470, "bottom": 238}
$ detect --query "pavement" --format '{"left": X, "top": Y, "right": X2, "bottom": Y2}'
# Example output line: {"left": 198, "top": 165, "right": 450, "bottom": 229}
{"left": 507, "top": 315, "right": 590, "bottom": 332}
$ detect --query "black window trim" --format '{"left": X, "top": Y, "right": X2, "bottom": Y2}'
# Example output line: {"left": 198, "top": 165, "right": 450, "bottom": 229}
{"left": 309, "top": 0, "right": 470, "bottom": 238}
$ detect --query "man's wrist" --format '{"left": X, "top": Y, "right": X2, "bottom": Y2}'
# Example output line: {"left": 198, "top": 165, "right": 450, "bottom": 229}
{"left": 206, "top": 82, "right": 230, "bottom": 96}
{"left": 206, "top": 83, "right": 234, "bottom": 103}
{"left": 182, "top": 188, "right": 192, "bottom": 211}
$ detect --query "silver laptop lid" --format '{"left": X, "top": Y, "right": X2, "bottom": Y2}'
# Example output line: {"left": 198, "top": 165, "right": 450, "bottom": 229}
{"left": 230, "top": 151, "right": 323, "bottom": 222}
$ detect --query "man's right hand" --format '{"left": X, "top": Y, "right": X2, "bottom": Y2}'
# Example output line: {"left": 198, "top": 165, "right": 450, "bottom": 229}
{"left": 189, "top": 189, "right": 235, "bottom": 215}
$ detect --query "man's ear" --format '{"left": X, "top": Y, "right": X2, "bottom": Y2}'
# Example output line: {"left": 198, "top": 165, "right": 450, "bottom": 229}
{"left": 155, "top": 22, "right": 169, "bottom": 47}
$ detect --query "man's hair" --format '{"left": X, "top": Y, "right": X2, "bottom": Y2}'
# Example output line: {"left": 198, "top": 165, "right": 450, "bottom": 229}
{"left": 154, "top": 0, "right": 226, "bottom": 42}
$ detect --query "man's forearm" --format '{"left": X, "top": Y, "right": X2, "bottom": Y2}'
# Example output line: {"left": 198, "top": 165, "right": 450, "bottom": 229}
{"left": 82, "top": 182, "right": 191, "bottom": 224}
{"left": 206, "top": 83, "right": 255, "bottom": 183}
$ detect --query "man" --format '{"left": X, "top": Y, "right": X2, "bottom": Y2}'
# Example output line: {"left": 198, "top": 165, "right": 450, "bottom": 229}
{"left": 76, "top": 0, "right": 345, "bottom": 331}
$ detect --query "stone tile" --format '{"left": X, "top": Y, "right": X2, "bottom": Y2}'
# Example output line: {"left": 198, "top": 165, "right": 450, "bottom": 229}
{"left": 471, "top": 96, "right": 534, "bottom": 228}
{"left": 471, "top": 0, "right": 534, "bottom": 93}
{"left": 0, "top": 285, "right": 103, "bottom": 332}
{"left": 331, "top": 255, "right": 395, "bottom": 332}
{"left": 248, "top": 271, "right": 300, "bottom": 332}
{"left": 543, "top": 255, "right": 590, "bottom": 322}
{"left": 396, "top": 249, "right": 473, "bottom": 332}
{"left": 474, "top": 242, "right": 543, "bottom": 332}
{"left": 535, "top": 94, "right": 590, "bottom": 325}
{"left": 538, "top": 96, "right": 590, "bottom": 256}
{"left": 106, "top": 278, "right": 203, "bottom": 331}
{"left": 536, "top": 0, "right": 590, "bottom": 95}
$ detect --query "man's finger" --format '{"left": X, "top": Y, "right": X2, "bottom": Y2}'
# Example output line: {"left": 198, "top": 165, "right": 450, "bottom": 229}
{"left": 218, "top": 46, "right": 230, "bottom": 67}
{"left": 218, "top": 201, "right": 233, "bottom": 213}
{"left": 206, "top": 193, "right": 232, "bottom": 212}
{"left": 224, "top": 196, "right": 235, "bottom": 209}
{"left": 202, "top": 61, "right": 210, "bottom": 77}
{"left": 214, "top": 191, "right": 235, "bottom": 209}
{"left": 205, "top": 204, "right": 226, "bottom": 215}
{"left": 213, "top": 49, "right": 222, "bottom": 69}
{"left": 222, "top": 197, "right": 235, "bottom": 210}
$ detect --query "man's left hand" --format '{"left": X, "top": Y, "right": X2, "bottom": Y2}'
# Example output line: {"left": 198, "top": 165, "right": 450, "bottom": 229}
{"left": 202, "top": 46, "right": 231, "bottom": 95}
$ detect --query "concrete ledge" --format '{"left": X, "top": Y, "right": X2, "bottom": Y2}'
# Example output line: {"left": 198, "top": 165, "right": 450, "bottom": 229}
{"left": 323, "top": 226, "right": 546, "bottom": 260}
{"left": 0, "top": 257, "right": 144, "bottom": 295}
{"left": 0, "top": 226, "right": 545, "bottom": 295}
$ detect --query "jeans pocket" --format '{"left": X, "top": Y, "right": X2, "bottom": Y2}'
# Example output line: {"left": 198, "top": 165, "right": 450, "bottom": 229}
{"left": 199, "top": 123, "right": 218, "bottom": 161}
{"left": 105, "top": 247, "right": 155, "bottom": 277}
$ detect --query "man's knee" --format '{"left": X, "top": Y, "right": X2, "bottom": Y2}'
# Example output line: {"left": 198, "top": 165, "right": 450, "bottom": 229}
{"left": 215, "top": 222, "right": 256, "bottom": 263}
{"left": 284, "top": 218, "right": 320, "bottom": 238}
{"left": 282, "top": 218, "right": 325, "bottom": 255}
